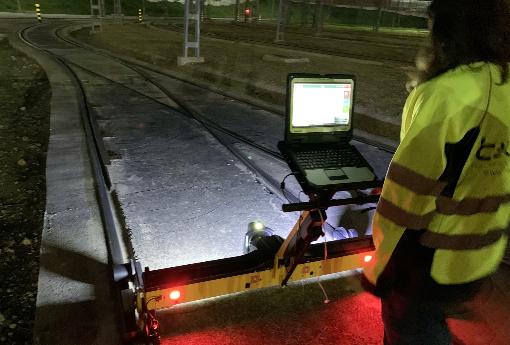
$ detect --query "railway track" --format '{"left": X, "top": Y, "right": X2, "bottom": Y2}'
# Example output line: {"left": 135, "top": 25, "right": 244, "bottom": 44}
{"left": 18, "top": 21, "right": 396, "bottom": 343}
{"left": 53, "top": 27, "right": 302, "bottom": 202}
{"left": 53, "top": 25, "right": 396, "bottom": 187}
{"left": 58, "top": 25, "right": 398, "bottom": 152}
{"left": 19, "top": 21, "right": 309, "bottom": 342}
{"left": 16, "top": 19, "right": 510, "bottom": 345}
{"left": 151, "top": 20, "right": 422, "bottom": 66}
{"left": 18, "top": 22, "right": 139, "bottom": 343}
{"left": 19, "top": 24, "right": 131, "bottom": 269}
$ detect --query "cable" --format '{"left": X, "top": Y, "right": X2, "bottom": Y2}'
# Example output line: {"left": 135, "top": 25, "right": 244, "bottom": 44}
{"left": 317, "top": 209, "right": 328, "bottom": 260}
{"left": 317, "top": 278, "right": 331, "bottom": 304}
{"left": 315, "top": 207, "right": 331, "bottom": 303}
{"left": 145, "top": 296, "right": 161, "bottom": 308}
{"left": 280, "top": 172, "right": 298, "bottom": 203}
{"left": 298, "top": 190, "right": 306, "bottom": 202}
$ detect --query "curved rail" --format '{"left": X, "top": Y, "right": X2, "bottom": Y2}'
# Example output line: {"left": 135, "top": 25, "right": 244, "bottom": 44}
{"left": 18, "top": 24, "right": 132, "bottom": 270}
{"left": 55, "top": 27, "right": 301, "bottom": 202}
{"left": 54, "top": 25, "right": 400, "bottom": 204}
{"left": 56, "top": 26, "right": 397, "bottom": 154}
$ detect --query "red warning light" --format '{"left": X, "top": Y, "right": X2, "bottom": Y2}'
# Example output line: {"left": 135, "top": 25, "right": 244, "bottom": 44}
{"left": 244, "top": 8, "right": 251, "bottom": 15}
{"left": 169, "top": 290, "right": 181, "bottom": 300}
{"left": 364, "top": 255, "right": 373, "bottom": 263}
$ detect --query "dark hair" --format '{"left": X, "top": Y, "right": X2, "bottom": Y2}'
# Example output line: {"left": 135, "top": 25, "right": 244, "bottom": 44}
{"left": 417, "top": 0, "right": 510, "bottom": 85}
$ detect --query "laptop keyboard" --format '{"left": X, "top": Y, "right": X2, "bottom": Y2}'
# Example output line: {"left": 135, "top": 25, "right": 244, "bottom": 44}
{"left": 294, "top": 147, "right": 365, "bottom": 169}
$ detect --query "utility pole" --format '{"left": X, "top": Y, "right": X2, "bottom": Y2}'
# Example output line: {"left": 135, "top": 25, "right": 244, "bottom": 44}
{"left": 274, "top": 0, "right": 285, "bottom": 42}
{"left": 313, "top": 0, "right": 324, "bottom": 36}
{"left": 142, "top": 0, "right": 146, "bottom": 17}
{"left": 300, "top": 0, "right": 307, "bottom": 26}
{"left": 373, "top": 0, "right": 385, "bottom": 32}
{"left": 201, "top": 0, "right": 208, "bottom": 22}
{"left": 243, "top": 0, "right": 249, "bottom": 22}
{"left": 255, "top": 0, "right": 260, "bottom": 22}
{"left": 235, "top": 0, "right": 240, "bottom": 22}
{"left": 178, "top": 0, "right": 205, "bottom": 65}
{"left": 113, "top": 0, "right": 123, "bottom": 24}
{"left": 396, "top": 0, "right": 402, "bottom": 27}
{"left": 90, "top": 0, "right": 105, "bottom": 32}
{"left": 17, "top": 0, "right": 22, "bottom": 12}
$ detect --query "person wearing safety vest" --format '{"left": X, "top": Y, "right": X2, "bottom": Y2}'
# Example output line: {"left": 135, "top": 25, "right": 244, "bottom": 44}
{"left": 361, "top": 0, "right": 510, "bottom": 344}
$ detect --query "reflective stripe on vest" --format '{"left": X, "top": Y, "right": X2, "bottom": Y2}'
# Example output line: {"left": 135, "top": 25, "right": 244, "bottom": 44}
{"left": 420, "top": 224, "right": 510, "bottom": 250}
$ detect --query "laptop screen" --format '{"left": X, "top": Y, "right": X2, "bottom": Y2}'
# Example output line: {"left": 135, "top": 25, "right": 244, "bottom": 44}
{"left": 290, "top": 78, "right": 354, "bottom": 134}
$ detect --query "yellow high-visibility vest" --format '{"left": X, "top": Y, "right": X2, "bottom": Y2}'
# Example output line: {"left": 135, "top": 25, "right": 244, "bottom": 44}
{"left": 364, "top": 62, "right": 510, "bottom": 288}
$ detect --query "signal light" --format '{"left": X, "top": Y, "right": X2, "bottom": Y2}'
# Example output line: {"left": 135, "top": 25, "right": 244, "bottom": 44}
{"left": 169, "top": 290, "right": 181, "bottom": 301}
{"left": 364, "top": 255, "right": 373, "bottom": 263}
{"left": 244, "top": 8, "right": 251, "bottom": 15}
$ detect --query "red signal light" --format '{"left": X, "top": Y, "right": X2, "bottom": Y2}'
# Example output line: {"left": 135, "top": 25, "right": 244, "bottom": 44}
{"left": 364, "top": 255, "right": 373, "bottom": 263}
{"left": 169, "top": 290, "right": 181, "bottom": 301}
{"left": 244, "top": 8, "right": 251, "bottom": 15}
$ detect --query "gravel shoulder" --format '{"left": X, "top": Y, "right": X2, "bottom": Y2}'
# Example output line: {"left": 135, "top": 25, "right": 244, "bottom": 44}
{"left": 0, "top": 37, "right": 50, "bottom": 344}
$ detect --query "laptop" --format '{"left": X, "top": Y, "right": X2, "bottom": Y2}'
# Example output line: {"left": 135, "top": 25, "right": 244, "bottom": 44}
{"left": 279, "top": 73, "right": 376, "bottom": 190}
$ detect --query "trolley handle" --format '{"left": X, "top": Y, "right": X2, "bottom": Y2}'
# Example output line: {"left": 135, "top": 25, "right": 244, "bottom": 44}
{"left": 282, "top": 194, "right": 380, "bottom": 212}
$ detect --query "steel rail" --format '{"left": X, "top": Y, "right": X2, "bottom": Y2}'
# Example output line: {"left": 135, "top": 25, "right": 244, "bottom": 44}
{"left": 155, "top": 21, "right": 416, "bottom": 66}
{"left": 227, "top": 21, "right": 426, "bottom": 49}
{"left": 54, "top": 28, "right": 285, "bottom": 161}
{"left": 126, "top": 63, "right": 300, "bottom": 203}
{"left": 56, "top": 26, "right": 397, "bottom": 154}
{"left": 54, "top": 25, "right": 398, "bottom": 203}
{"left": 55, "top": 27, "right": 300, "bottom": 203}
{"left": 18, "top": 24, "right": 132, "bottom": 271}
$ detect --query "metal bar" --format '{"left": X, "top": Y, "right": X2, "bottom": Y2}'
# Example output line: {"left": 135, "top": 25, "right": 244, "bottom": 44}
{"left": 196, "top": 0, "right": 201, "bottom": 57}
{"left": 183, "top": 0, "right": 190, "bottom": 58}
{"left": 113, "top": 0, "right": 123, "bottom": 24}
{"left": 275, "top": 0, "right": 284, "bottom": 42}
{"left": 315, "top": 0, "right": 323, "bottom": 36}
{"left": 143, "top": 236, "right": 373, "bottom": 290}
{"left": 282, "top": 194, "right": 381, "bottom": 212}
{"left": 90, "top": 0, "right": 105, "bottom": 33}
{"left": 235, "top": 0, "right": 240, "bottom": 22}
{"left": 143, "top": 239, "right": 374, "bottom": 309}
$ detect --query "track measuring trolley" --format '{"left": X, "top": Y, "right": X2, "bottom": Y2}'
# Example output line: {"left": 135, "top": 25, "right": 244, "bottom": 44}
{"left": 121, "top": 74, "right": 384, "bottom": 343}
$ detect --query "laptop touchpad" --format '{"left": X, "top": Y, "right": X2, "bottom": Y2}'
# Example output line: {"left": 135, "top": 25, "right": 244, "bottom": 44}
{"left": 325, "top": 168, "right": 348, "bottom": 180}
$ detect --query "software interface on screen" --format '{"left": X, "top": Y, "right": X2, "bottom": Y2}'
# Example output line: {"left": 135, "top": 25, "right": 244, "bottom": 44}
{"left": 291, "top": 82, "right": 352, "bottom": 129}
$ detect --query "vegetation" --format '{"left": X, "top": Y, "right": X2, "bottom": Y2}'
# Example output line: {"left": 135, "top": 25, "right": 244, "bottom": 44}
{"left": 0, "top": 0, "right": 178, "bottom": 16}
{"left": 0, "top": 38, "right": 50, "bottom": 344}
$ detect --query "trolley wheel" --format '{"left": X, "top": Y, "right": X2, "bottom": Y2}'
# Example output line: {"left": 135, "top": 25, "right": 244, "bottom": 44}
{"left": 121, "top": 288, "right": 138, "bottom": 335}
